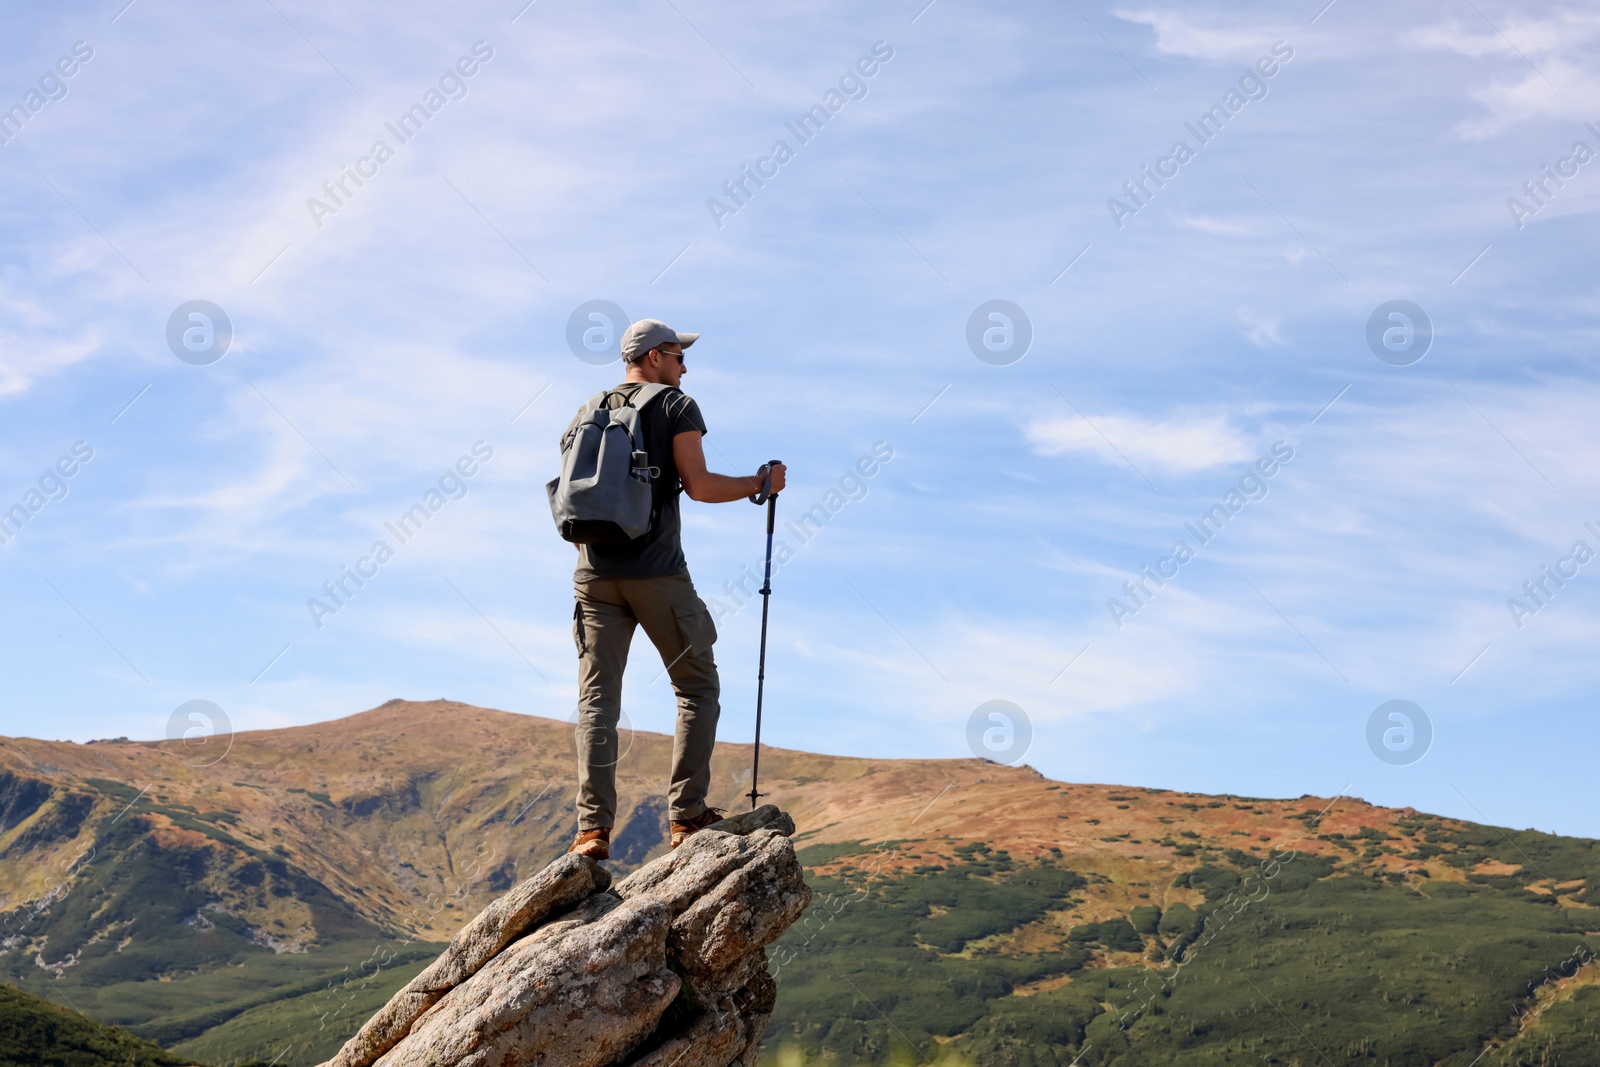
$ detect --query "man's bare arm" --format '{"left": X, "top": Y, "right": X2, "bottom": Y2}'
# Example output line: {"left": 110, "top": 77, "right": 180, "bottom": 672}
{"left": 674, "top": 431, "right": 786, "bottom": 503}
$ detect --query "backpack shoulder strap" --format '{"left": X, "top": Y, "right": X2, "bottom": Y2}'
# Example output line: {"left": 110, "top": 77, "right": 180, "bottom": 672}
{"left": 628, "top": 382, "right": 673, "bottom": 412}
{"left": 587, "top": 383, "right": 672, "bottom": 412}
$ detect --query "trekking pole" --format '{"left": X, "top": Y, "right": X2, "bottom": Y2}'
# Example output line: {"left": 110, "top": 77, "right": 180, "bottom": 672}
{"left": 746, "top": 460, "right": 781, "bottom": 811}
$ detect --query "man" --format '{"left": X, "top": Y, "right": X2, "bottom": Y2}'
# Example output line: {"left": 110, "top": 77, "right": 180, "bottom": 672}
{"left": 565, "top": 318, "right": 786, "bottom": 861}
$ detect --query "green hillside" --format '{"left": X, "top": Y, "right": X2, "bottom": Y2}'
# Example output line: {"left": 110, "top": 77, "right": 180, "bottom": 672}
{"left": 762, "top": 818, "right": 1600, "bottom": 1065}
{"left": 0, "top": 796, "right": 446, "bottom": 1061}
{"left": 164, "top": 953, "right": 438, "bottom": 1067}
{"left": 0, "top": 982, "right": 194, "bottom": 1067}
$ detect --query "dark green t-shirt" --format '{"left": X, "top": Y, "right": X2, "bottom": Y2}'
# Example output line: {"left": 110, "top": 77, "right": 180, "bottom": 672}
{"left": 572, "top": 383, "right": 708, "bottom": 581}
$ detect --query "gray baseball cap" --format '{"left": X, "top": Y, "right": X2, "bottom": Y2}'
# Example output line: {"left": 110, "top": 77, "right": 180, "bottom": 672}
{"left": 620, "top": 318, "right": 699, "bottom": 363}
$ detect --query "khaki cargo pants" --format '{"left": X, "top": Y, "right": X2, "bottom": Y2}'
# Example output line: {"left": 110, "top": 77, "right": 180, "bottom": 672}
{"left": 572, "top": 571, "right": 720, "bottom": 831}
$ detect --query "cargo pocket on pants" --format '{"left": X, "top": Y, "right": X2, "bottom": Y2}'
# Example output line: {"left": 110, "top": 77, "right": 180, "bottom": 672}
{"left": 572, "top": 601, "right": 588, "bottom": 655}
{"left": 671, "top": 597, "right": 717, "bottom": 657}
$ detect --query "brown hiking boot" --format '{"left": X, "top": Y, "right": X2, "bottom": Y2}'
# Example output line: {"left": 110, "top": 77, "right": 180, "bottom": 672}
{"left": 669, "top": 807, "right": 726, "bottom": 850}
{"left": 567, "top": 827, "right": 610, "bottom": 860}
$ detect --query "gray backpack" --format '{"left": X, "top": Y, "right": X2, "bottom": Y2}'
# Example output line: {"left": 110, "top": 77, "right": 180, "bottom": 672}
{"left": 546, "top": 383, "right": 671, "bottom": 544}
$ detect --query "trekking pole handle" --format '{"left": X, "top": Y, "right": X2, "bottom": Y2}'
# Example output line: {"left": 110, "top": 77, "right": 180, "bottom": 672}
{"left": 749, "top": 459, "right": 783, "bottom": 505}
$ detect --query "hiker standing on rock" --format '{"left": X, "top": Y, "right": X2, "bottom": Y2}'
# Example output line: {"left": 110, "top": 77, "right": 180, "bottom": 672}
{"left": 551, "top": 318, "right": 785, "bottom": 861}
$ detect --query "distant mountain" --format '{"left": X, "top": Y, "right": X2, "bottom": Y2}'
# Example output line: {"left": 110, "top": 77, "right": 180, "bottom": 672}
{"left": 0, "top": 981, "right": 194, "bottom": 1067}
{"left": 0, "top": 700, "right": 1596, "bottom": 1065}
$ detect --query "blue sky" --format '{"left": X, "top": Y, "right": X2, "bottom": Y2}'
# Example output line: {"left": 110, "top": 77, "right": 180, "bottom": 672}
{"left": 3, "top": 0, "right": 1599, "bottom": 836}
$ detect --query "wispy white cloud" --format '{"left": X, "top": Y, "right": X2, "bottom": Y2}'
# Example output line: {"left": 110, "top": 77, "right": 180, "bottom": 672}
{"left": 1237, "top": 308, "right": 1284, "bottom": 347}
{"left": 1408, "top": 10, "right": 1600, "bottom": 138}
{"left": 1025, "top": 410, "right": 1254, "bottom": 475}
{"left": 0, "top": 320, "right": 98, "bottom": 400}
{"left": 1113, "top": 8, "right": 1287, "bottom": 60}
{"left": 1177, "top": 213, "right": 1256, "bottom": 237}
{"left": 1408, "top": 10, "right": 1600, "bottom": 59}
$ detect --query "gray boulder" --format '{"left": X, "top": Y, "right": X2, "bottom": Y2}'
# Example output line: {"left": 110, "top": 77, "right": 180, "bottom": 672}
{"left": 320, "top": 805, "right": 810, "bottom": 1067}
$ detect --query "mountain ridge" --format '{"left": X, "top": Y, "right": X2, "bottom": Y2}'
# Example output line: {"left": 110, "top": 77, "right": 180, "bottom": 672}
{"left": 0, "top": 698, "right": 1453, "bottom": 939}
{"left": 1, "top": 699, "right": 1596, "bottom": 1065}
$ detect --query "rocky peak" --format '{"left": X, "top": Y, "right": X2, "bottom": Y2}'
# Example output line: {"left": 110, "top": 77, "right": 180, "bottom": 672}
{"left": 319, "top": 806, "right": 810, "bottom": 1067}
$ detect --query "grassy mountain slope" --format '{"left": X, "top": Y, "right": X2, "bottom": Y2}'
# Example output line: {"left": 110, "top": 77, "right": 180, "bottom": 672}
{"left": 0, "top": 700, "right": 1595, "bottom": 1065}
{"left": 0, "top": 981, "right": 195, "bottom": 1067}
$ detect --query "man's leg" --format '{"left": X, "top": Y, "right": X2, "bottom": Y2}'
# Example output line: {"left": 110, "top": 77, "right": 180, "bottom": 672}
{"left": 621, "top": 573, "right": 721, "bottom": 822}
{"left": 573, "top": 580, "right": 636, "bottom": 831}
